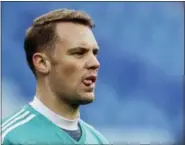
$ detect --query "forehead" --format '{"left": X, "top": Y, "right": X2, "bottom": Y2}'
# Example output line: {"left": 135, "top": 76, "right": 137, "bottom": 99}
{"left": 55, "top": 22, "right": 98, "bottom": 49}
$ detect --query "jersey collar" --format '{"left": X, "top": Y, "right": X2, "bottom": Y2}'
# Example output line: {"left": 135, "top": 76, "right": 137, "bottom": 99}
{"left": 29, "top": 96, "right": 79, "bottom": 131}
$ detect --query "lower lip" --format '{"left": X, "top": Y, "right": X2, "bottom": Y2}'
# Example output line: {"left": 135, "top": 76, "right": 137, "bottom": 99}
{"left": 82, "top": 80, "right": 95, "bottom": 88}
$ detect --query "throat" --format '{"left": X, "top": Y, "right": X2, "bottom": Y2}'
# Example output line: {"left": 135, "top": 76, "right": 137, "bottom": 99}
{"left": 30, "top": 96, "right": 80, "bottom": 130}
{"left": 36, "top": 81, "right": 80, "bottom": 120}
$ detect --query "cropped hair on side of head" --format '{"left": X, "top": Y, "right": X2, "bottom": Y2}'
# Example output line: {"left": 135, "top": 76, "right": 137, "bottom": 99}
{"left": 24, "top": 9, "right": 95, "bottom": 77}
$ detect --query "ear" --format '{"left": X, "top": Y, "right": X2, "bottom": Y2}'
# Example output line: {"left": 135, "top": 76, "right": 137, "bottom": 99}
{"left": 32, "top": 52, "right": 51, "bottom": 75}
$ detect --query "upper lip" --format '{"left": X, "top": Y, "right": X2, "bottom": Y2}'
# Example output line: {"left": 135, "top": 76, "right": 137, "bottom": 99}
{"left": 84, "top": 75, "right": 97, "bottom": 83}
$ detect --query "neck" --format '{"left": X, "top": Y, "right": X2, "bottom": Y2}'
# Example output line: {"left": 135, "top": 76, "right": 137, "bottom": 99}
{"left": 36, "top": 79, "right": 79, "bottom": 120}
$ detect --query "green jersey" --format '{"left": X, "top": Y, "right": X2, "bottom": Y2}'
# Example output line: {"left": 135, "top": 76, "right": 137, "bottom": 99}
{"left": 2, "top": 104, "right": 110, "bottom": 145}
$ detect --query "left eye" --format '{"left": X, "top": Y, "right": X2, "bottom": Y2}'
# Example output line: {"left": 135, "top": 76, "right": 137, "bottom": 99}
{"left": 93, "top": 49, "right": 98, "bottom": 56}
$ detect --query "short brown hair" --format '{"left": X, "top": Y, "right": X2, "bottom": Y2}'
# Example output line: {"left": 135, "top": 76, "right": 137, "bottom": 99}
{"left": 24, "top": 9, "right": 95, "bottom": 76}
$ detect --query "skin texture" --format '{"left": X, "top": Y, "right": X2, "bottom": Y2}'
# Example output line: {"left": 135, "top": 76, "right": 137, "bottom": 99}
{"left": 33, "top": 22, "right": 100, "bottom": 119}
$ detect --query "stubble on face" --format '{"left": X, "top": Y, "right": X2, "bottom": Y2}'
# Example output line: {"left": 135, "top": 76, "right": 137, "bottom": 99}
{"left": 48, "top": 22, "right": 100, "bottom": 105}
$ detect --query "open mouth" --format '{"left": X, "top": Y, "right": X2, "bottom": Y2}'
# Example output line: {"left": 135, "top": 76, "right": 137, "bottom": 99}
{"left": 82, "top": 75, "right": 97, "bottom": 87}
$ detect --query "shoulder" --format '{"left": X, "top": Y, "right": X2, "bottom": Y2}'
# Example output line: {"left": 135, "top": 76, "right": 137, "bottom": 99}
{"left": 80, "top": 119, "right": 111, "bottom": 144}
{"left": 2, "top": 105, "right": 38, "bottom": 145}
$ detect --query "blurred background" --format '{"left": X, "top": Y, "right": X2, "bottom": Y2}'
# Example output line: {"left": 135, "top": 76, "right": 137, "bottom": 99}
{"left": 2, "top": 2, "right": 184, "bottom": 144}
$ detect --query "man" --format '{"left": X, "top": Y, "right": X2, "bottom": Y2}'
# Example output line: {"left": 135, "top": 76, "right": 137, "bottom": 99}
{"left": 2, "top": 9, "right": 110, "bottom": 145}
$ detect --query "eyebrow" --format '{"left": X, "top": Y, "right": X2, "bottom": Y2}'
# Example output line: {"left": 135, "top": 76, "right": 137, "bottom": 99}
{"left": 68, "top": 46, "right": 99, "bottom": 51}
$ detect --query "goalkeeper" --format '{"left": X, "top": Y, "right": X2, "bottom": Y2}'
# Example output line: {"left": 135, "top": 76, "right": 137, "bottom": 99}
{"left": 2, "top": 8, "right": 110, "bottom": 145}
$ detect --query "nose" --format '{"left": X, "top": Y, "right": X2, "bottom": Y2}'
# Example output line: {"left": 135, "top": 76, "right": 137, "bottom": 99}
{"left": 86, "top": 54, "right": 100, "bottom": 70}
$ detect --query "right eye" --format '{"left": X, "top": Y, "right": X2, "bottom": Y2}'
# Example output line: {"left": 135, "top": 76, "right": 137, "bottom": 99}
{"left": 74, "top": 52, "right": 84, "bottom": 55}
{"left": 73, "top": 51, "right": 85, "bottom": 58}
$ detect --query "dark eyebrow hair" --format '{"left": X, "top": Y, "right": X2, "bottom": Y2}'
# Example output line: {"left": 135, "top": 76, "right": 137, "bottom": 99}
{"left": 68, "top": 46, "right": 99, "bottom": 51}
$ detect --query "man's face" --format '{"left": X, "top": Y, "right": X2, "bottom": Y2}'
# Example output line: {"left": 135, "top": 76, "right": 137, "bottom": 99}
{"left": 49, "top": 22, "right": 100, "bottom": 105}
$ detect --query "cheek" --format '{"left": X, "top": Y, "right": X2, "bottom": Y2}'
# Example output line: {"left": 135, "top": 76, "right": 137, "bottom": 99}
{"left": 63, "top": 64, "right": 77, "bottom": 77}
{"left": 59, "top": 61, "right": 82, "bottom": 82}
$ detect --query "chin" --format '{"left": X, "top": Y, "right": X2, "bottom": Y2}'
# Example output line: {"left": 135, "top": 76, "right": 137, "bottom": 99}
{"left": 78, "top": 92, "right": 95, "bottom": 105}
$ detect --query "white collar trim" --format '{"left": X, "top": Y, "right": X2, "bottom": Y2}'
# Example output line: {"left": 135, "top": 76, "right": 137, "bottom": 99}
{"left": 29, "top": 96, "right": 79, "bottom": 130}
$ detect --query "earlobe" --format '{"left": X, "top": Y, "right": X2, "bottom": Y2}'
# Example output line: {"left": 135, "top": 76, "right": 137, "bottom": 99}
{"left": 33, "top": 53, "right": 50, "bottom": 74}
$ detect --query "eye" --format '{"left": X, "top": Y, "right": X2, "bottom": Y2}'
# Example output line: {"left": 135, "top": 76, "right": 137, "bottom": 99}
{"left": 75, "top": 51, "right": 85, "bottom": 55}
{"left": 93, "top": 49, "right": 99, "bottom": 56}
{"left": 73, "top": 51, "right": 85, "bottom": 58}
